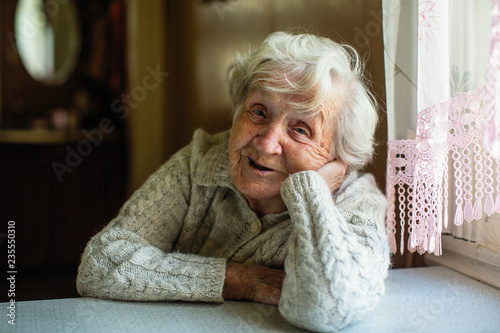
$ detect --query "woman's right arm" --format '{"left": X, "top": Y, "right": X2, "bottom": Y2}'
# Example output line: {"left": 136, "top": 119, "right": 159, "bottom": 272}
{"left": 76, "top": 144, "right": 226, "bottom": 303}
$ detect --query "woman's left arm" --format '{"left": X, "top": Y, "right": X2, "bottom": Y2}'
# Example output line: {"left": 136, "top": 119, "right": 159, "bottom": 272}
{"left": 279, "top": 170, "right": 390, "bottom": 332}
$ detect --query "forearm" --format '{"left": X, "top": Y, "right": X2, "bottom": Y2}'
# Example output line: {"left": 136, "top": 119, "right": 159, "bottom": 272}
{"left": 77, "top": 225, "right": 227, "bottom": 303}
{"left": 279, "top": 171, "right": 390, "bottom": 332}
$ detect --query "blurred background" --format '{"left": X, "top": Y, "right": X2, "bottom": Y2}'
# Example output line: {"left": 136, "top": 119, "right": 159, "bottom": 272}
{"left": 1, "top": 0, "right": 407, "bottom": 302}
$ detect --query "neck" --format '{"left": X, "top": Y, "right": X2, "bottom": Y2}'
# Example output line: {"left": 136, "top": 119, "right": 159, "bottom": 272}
{"left": 247, "top": 196, "right": 287, "bottom": 217}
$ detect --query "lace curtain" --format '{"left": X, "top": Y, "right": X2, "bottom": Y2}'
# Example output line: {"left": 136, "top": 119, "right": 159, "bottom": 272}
{"left": 383, "top": 0, "right": 500, "bottom": 255}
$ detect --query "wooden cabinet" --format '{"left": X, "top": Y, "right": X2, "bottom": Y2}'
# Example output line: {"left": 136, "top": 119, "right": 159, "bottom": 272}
{"left": 0, "top": 132, "right": 127, "bottom": 300}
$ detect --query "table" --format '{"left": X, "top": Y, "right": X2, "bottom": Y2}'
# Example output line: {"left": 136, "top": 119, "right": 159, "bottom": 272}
{"left": 2, "top": 266, "right": 500, "bottom": 332}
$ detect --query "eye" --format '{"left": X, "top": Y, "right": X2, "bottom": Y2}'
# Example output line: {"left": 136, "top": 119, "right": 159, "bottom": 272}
{"left": 253, "top": 108, "right": 266, "bottom": 118}
{"left": 292, "top": 122, "right": 311, "bottom": 137}
{"left": 248, "top": 105, "right": 268, "bottom": 122}
{"left": 294, "top": 127, "right": 308, "bottom": 135}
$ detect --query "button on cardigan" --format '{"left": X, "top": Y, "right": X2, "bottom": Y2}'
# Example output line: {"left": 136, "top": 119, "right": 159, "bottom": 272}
{"left": 77, "top": 129, "right": 390, "bottom": 332}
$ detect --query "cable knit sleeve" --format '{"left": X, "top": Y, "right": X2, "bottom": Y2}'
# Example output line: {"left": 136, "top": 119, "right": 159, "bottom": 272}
{"left": 278, "top": 170, "right": 390, "bottom": 332}
{"left": 76, "top": 141, "right": 226, "bottom": 303}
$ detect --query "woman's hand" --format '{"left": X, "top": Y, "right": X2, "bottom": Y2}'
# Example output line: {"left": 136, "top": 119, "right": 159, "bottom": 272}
{"left": 222, "top": 262, "right": 285, "bottom": 305}
{"left": 316, "top": 160, "right": 348, "bottom": 193}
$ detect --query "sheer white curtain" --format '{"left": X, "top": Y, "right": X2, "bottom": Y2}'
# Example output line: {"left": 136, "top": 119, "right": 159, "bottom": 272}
{"left": 383, "top": 0, "right": 500, "bottom": 255}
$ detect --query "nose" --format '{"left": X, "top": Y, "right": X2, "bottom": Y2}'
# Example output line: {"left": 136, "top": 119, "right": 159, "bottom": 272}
{"left": 253, "top": 123, "right": 283, "bottom": 156}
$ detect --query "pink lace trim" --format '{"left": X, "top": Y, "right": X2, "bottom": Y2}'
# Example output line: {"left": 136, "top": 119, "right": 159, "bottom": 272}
{"left": 386, "top": 0, "right": 500, "bottom": 255}
{"left": 385, "top": 87, "right": 500, "bottom": 255}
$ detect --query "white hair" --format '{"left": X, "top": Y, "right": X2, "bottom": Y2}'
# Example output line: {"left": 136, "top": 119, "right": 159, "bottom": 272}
{"left": 226, "top": 31, "right": 379, "bottom": 170}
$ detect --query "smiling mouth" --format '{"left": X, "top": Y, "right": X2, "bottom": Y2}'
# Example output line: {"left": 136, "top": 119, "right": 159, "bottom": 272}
{"left": 248, "top": 157, "right": 273, "bottom": 171}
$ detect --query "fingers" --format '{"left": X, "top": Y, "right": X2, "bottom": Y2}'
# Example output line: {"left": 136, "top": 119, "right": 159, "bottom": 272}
{"left": 247, "top": 280, "right": 282, "bottom": 305}
{"left": 223, "top": 262, "right": 285, "bottom": 305}
{"left": 316, "top": 159, "right": 348, "bottom": 193}
{"left": 245, "top": 267, "right": 285, "bottom": 305}
{"left": 323, "top": 159, "right": 348, "bottom": 174}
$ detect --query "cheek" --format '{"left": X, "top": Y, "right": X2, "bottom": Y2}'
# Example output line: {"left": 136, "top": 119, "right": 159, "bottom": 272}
{"left": 230, "top": 119, "right": 258, "bottom": 148}
{"left": 285, "top": 144, "right": 330, "bottom": 173}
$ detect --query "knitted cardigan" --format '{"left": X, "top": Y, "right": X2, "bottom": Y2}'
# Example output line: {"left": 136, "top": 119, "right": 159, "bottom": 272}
{"left": 77, "top": 129, "right": 390, "bottom": 332}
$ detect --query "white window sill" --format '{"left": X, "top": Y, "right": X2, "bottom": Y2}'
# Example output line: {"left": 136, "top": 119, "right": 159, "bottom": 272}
{"left": 425, "top": 234, "right": 500, "bottom": 290}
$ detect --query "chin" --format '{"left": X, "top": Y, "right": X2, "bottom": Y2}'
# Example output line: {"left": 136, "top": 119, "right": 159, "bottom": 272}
{"left": 238, "top": 182, "right": 281, "bottom": 202}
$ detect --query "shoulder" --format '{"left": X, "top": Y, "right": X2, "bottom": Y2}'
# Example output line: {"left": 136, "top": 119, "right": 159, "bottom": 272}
{"left": 334, "top": 171, "right": 387, "bottom": 212}
{"left": 191, "top": 129, "right": 230, "bottom": 158}
{"left": 188, "top": 129, "right": 232, "bottom": 187}
{"left": 160, "top": 129, "right": 229, "bottom": 168}
{"left": 337, "top": 171, "right": 384, "bottom": 197}
{"left": 140, "top": 129, "right": 230, "bottom": 185}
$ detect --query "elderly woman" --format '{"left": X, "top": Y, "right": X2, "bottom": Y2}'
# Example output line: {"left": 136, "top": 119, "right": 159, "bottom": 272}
{"left": 77, "top": 31, "right": 390, "bottom": 332}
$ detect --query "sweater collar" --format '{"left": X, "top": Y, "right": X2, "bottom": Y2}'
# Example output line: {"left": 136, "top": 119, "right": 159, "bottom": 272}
{"left": 195, "top": 132, "right": 236, "bottom": 190}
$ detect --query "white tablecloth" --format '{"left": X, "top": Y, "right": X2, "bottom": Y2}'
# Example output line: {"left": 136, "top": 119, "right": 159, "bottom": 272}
{"left": 2, "top": 266, "right": 500, "bottom": 332}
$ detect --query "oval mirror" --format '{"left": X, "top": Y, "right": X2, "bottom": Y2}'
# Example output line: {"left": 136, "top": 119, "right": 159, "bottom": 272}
{"left": 15, "top": 0, "right": 81, "bottom": 86}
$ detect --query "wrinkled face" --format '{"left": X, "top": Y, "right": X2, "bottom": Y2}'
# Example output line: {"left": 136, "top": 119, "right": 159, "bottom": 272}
{"left": 228, "top": 88, "right": 337, "bottom": 213}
